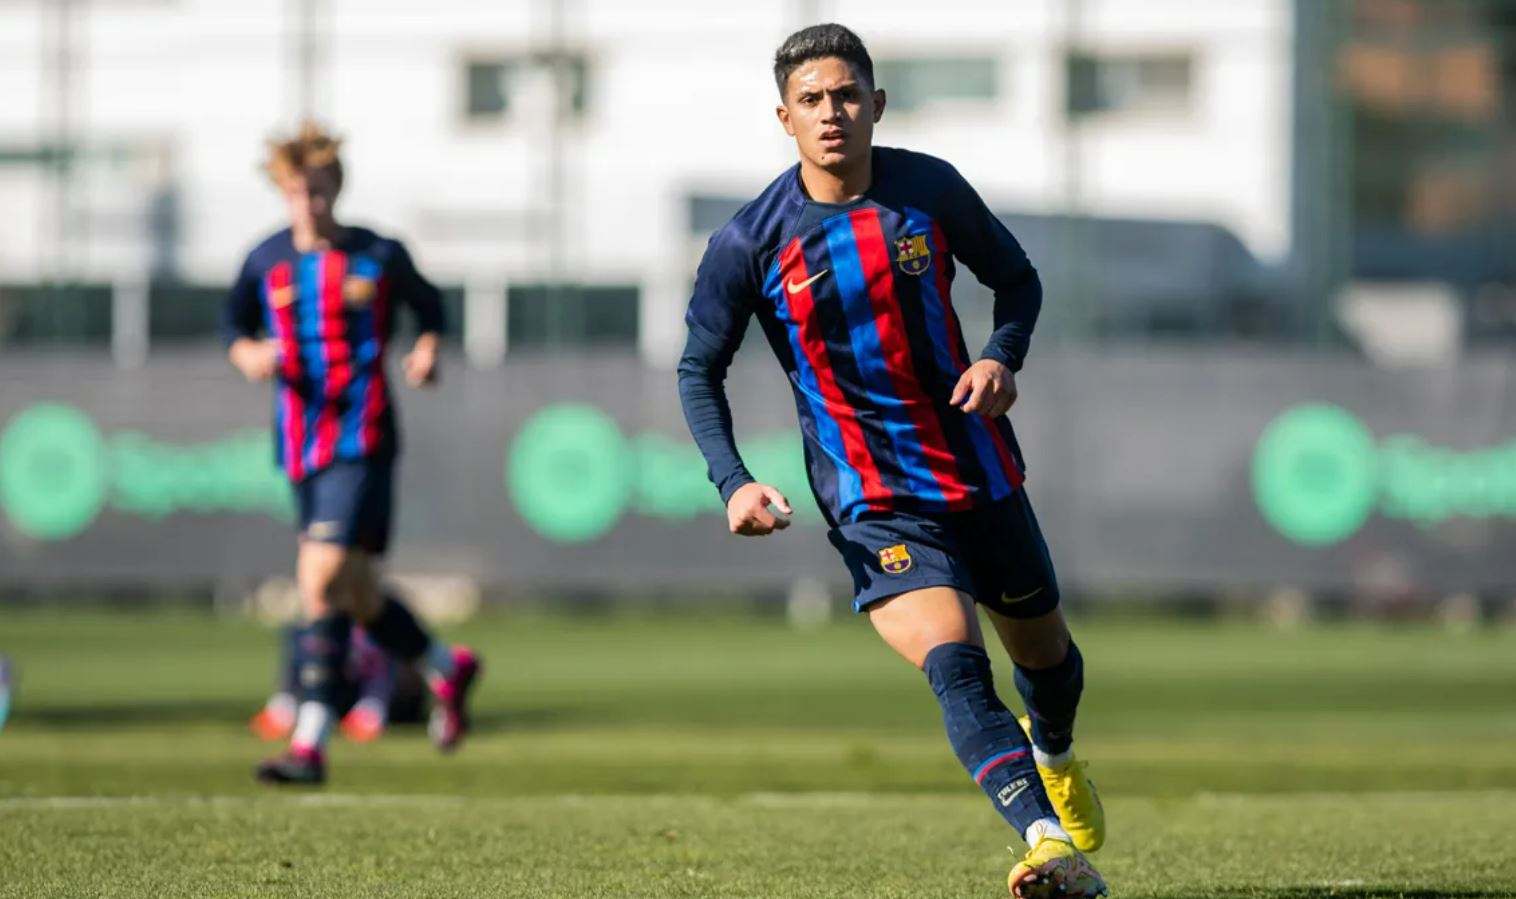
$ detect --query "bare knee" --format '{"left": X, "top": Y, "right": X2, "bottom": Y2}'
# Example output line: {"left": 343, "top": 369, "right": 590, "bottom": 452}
{"left": 297, "top": 541, "right": 350, "bottom": 618}
{"left": 869, "top": 587, "right": 983, "bottom": 670}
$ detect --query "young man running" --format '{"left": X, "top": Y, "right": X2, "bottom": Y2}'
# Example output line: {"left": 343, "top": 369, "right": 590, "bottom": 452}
{"left": 224, "top": 122, "right": 480, "bottom": 785}
{"left": 678, "top": 25, "right": 1107, "bottom": 898}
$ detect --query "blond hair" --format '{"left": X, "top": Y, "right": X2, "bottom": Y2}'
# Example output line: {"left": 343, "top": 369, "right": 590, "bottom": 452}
{"left": 263, "top": 120, "right": 344, "bottom": 189}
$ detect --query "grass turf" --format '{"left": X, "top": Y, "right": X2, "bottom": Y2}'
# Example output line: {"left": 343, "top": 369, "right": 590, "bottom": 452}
{"left": 0, "top": 609, "right": 1513, "bottom": 898}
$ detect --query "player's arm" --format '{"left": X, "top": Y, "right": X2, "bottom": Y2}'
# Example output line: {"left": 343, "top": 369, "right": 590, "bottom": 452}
{"left": 677, "top": 231, "right": 793, "bottom": 537}
{"left": 939, "top": 164, "right": 1043, "bottom": 418}
{"left": 223, "top": 255, "right": 278, "bottom": 382}
{"left": 391, "top": 242, "right": 445, "bottom": 388}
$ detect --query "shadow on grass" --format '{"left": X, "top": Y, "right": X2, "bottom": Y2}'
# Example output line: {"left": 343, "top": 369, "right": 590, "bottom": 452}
{"left": 11, "top": 701, "right": 590, "bottom": 735}
{"left": 1179, "top": 889, "right": 1514, "bottom": 899}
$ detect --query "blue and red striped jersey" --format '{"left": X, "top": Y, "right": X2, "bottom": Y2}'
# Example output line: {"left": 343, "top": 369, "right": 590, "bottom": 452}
{"left": 678, "top": 147, "right": 1042, "bottom": 527}
{"left": 223, "top": 227, "right": 444, "bottom": 483}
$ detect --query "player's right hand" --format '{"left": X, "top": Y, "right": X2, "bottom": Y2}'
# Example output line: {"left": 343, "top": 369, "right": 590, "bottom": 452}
{"left": 229, "top": 338, "right": 280, "bottom": 382}
{"left": 726, "top": 482, "right": 793, "bottom": 536}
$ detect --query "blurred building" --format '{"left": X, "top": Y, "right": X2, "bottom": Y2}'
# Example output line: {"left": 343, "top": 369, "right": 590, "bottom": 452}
{"left": 0, "top": 0, "right": 1300, "bottom": 364}
{"left": 3, "top": 1, "right": 1514, "bottom": 365}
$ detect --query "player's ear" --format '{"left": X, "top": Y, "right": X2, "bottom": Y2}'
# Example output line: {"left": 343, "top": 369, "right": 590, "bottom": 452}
{"left": 872, "top": 89, "right": 887, "bottom": 124}
{"left": 776, "top": 103, "right": 797, "bottom": 137}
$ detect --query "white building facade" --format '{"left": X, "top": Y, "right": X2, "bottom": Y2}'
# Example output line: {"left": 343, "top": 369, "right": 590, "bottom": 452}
{"left": 0, "top": 0, "right": 1295, "bottom": 363}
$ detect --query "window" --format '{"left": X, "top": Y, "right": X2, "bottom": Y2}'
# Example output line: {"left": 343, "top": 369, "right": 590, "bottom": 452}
{"left": 463, "top": 52, "right": 590, "bottom": 123}
{"left": 1067, "top": 53, "right": 1193, "bottom": 118}
{"left": 465, "top": 61, "right": 511, "bottom": 118}
{"left": 149, "top": 282, "right": 222, "bottom": 342}
{"left": 875, "top": 57, "right": 998, "bottom": 113}
{"left": 507, "top": 283, "right": 638, "bottom": 350}
{"left": 0, "top": 284, "right": 112, "bottom": 346}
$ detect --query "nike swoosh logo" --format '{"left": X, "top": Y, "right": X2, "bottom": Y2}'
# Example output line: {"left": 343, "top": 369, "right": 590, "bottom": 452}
{"left": 1002, "top": 587, "right": 1044, "bottom": 605}
{"left": 786, "top": 270, "right": 829, "bottom": 294}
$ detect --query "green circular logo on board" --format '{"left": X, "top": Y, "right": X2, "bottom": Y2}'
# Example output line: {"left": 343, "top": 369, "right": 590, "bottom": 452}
{"left": 1251, "top": 404, "right": 1377, "bottom": 546}
{"left": 0, "top": 403, "right": 109, "bottom": 540}
{"left": 507, "top": 404, "right": 631, "bottom": 543}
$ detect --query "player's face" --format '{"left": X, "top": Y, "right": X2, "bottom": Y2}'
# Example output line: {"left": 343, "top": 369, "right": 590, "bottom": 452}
{"left": 777, "top": 57, "right": 885, "bottom": 173}
{"left": 279, "top": 167, "right": 340, "bottom": 228}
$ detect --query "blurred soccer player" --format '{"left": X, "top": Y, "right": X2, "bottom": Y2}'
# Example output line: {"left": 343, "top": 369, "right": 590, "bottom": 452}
{"left": 678, "top": 25, "right": 1105, "bottom": 898}
{"left": 224, "top": 123, "right": 480, "bottom": 785}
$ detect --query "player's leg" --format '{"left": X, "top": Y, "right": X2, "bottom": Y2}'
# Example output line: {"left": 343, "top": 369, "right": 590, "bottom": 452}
{"left": 340, "top": 627, "right": 395, "bottom": 743}
{"left": 989, "top": 608, "right": 1082, "bottom": 765}
{"left": 255, "top": 463, "right": 373, "bottom": 785}
{"left": 977, "top": 489, "right": 1104, "bottom": 854}
{"left": 340, "top": 461, "right": 481, "bottom": 751}
{"left": 255, "top": 537, "right": 352, "bottom": 785}
{"left": 869, "top": 587, "right": 1103, "bottom": 897}
{"left": 249, "top": 623, "right": 302, "bottom": 741}
{"left": 868, "top": 586, "right": 1068, "bottom": 845}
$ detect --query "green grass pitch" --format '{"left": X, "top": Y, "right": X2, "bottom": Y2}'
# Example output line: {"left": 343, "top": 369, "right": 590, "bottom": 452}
{"left": 0, "top": 609, "right": 1513, "bottom": 898}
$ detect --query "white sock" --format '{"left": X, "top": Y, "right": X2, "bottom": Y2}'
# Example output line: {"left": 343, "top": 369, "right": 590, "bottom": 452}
{"left": 1033, "top": 746, "right": 1074, "bottom": 770}
{"left": 290, "top": 701, "right": 333, "bottom": 752}
{"left": 1024, "top": 817, "right": 1072, "bottom": 847}
{"left": 426, "top": 641, "right": 456, "bottom": 680}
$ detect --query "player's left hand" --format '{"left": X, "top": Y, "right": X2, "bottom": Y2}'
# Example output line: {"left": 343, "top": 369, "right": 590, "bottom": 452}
{"left": 403, "top": 335, "right": 440, "bottom": 388}
{"left": 950, "top": 359, "right": 1017, "bottom": 418}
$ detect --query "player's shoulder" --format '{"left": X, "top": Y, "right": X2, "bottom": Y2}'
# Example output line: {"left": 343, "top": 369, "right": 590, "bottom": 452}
{"left": 343, "top": 225, "right": 401, "bottom": 254}
{"left": 342, "top": 225, "right": 421, "bottom": 269}
{"left": 877, "top": 145, "right": 968, "bottom": 188}
{"left": 242, "top": 228, "right": 294, "bottom": 269}
{"left": 706, "top": 164, "right": 805, "bottom": 264}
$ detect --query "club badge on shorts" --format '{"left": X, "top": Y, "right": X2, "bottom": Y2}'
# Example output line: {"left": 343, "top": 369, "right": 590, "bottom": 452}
{"left": 878, "top": 544, "right": 913, "bottom": 574}
{"left": 894, "top": 235, "right": 931, "bottom": 276}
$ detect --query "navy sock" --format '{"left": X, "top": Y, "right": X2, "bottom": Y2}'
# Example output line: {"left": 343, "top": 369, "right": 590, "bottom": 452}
{"left": 277, "top": 624, "right": 302, "bottom": 695}
{"left": 300, "top": 613, "right": 353, "bottom": 708}
{"left": 364, "top": 593, "right": 432, "bottom": 662}
{"left": 924, "top": 642, "right": 1056, "bottom": 835}
{"left": 1013, "top": 640, "right": 1084, "bottom": 756}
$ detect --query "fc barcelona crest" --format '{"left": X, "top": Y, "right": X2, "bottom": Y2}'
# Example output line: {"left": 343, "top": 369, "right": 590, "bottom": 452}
{"left": 878, "top": 544, "right": 913, "bottom": 575}
{"left": 344, "top": 277, "right": 377, "bottom": 309}
{"left": 269, "top": 286, "right": 295, "bottom": 309}
{"left": 894, "top": 235, "right": 932, "bottom": 276}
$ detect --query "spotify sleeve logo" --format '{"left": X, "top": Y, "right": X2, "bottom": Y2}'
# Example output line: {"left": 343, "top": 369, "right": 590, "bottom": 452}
{"left": 1251, "top": 404, "right": 1379, "bottom": 546}
{"left": 0, "top": 403, "right": 110, "bottom": 540}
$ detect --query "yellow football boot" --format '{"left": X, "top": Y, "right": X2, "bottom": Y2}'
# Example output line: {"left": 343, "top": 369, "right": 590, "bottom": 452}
{"left": 1008, "top": 836, "right": 1108, "bottom": 899}
{"left": 1019, "top": 715, "right": 1106, "bottom": 852}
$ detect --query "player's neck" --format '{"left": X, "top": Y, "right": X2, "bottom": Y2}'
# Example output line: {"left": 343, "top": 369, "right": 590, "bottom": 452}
{"left": 290, "top": 218, "right": 346, "bottom": 253}
{"left": 798, "top": 154, "right": 872, "bottom": 205}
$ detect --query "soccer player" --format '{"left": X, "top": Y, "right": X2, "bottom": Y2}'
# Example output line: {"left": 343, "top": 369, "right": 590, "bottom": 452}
{"left": 678, "top": 25, "right": 1106, "bottom": 898}
{"left": 224, "top": 122, "right": 481, "bottom": 785}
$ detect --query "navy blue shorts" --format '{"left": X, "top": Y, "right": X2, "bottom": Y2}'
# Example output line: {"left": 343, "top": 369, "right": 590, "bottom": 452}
{"left": 828, "top": 489, "right": 1060, "bottom": 619}
{"left": 293, "top": 460, "right": 394, "bottom": 555}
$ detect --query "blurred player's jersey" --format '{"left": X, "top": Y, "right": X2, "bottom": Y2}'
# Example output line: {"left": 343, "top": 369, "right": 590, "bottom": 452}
{"left": 223, "top": 228, "right": 444, "bottom": 482}
{"left": 684, "top": 147, "right": 1033, "bottom": 525}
